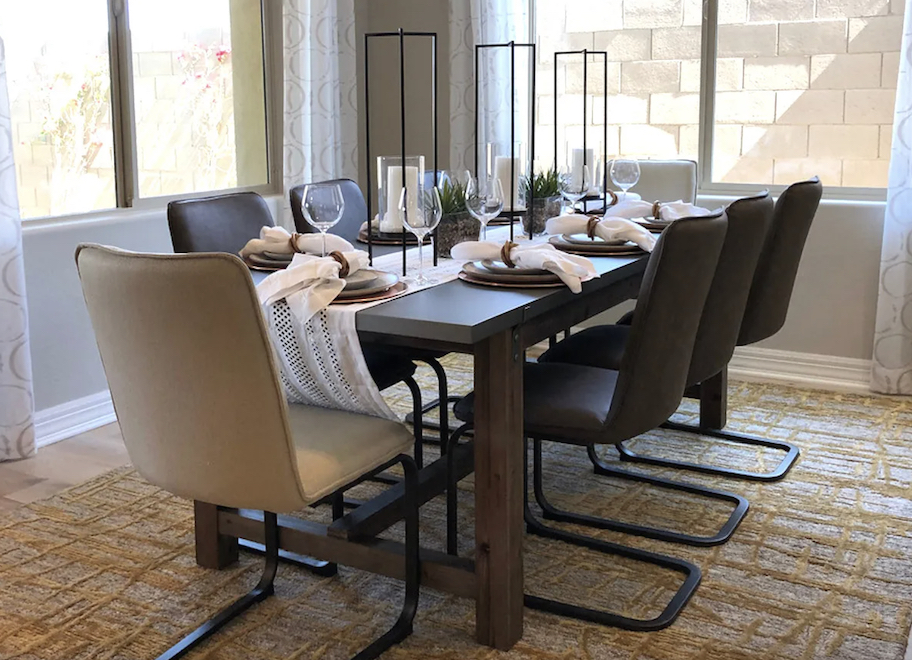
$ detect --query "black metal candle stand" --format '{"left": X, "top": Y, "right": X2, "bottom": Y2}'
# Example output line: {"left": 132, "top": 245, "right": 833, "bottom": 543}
{"left": 474, "top": 41, "right": 536, "bottom": 242}
{"left": 554, "top": 49, "right": 610, "bottom": 213}
{"left": 364, "top": 28, "right": 439, "bottom": 274}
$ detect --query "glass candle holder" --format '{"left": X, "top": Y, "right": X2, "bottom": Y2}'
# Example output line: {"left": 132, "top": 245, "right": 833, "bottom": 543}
{"left": 377, "top": 155, "right": 426, "bottom": 233}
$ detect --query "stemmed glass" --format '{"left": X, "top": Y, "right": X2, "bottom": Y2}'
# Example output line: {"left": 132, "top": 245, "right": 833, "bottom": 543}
{"left": 610, "top": 159, "right": 641, "bottom": 202}
{"left": 399, "top": 186, "right": 442, "bottom": 285}
{"left": 300, "top": 183, "right": 345, "bottom": 256}
{"left": 465, "top": 174, "right": 504, "bottom": 241}
{"left": 560, "top": 164, "right": 590, "bottom": 214}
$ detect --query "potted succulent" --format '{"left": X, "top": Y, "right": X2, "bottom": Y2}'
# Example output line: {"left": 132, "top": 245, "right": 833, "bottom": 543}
{"left": 521, "top": 167, "right": 562, "bottom": 237}
{"left": 433, "top": 177, "right": 479, "bottom": 257}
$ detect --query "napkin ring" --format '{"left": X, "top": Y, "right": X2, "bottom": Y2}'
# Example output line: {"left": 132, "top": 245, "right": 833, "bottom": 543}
{"left": 606, "top": 190, "right": 619, "bottom": 207}
{"left": 289, "top": 233, "right": 306, "bottom": 254}
{"left": 652, "top": 201, "right": 662, "bottom": 219}
{"left": 586, "top": 217, "right": 600, "bottom": 240}
{"left": 329, "top": 251, "right": 351, "bottom": 278}
{"left": 501, "top": 241, "right": 518, "bottom": 269}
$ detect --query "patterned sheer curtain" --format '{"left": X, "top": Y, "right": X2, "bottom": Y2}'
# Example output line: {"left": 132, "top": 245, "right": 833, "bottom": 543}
{"left": 449, "top": 0, "right": 530, "bottom": 176}
{"left": 283, "top": 0, "right": 358, "bottom": 229}
{"left": 0, "top": 38, "right": 35, "bottom": 461}
{"left": 872, "top": 1, "right": 912, "bottom": 394}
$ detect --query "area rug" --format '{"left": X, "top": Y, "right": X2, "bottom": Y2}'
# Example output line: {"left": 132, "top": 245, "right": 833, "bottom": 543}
{"left": 1, "top": 354, "right": 911, "bottom": 659}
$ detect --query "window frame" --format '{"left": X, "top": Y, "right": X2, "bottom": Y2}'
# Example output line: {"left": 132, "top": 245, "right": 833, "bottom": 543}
{"left": 15, "top": 0, "right": 283, "bottom": 223}
{"left": 530, "top": 0, "right": 891, "bottom": 202}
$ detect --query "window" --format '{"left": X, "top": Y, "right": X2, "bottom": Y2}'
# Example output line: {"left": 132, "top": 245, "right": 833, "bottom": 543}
{"left": 532, "top": 0, "right": 901, "bottom": 191}
{"left": 0, "top": 0, "right": 273, "bottom": 220}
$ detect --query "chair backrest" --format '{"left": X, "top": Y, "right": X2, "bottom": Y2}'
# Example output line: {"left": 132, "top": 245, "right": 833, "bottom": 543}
{"left": 75, "top": 244, "right": 308, "bottom": 513}
{"left": 738, "top": 177, "right": 823, "bottom": 346}
{"left": 687, "top": 192, "right": 774, "bottom": 385}
{"left": 290, "top": 178, "right": 366, "bottom": 244}
{"left": 168, "top": 191, "right": 274, "bottom": 255}
{"left": 604, "top": 212, "right": 727, "bottom": 442}
{"left": 630, "top": 159, "right": 698, "bottom": 204}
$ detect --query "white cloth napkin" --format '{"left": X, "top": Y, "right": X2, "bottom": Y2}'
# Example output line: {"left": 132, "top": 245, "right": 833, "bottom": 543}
{"left": 256, "top": 251, "right": 370, "bottom": 323}
{"left": 451, "top": 241, "right": 598, "bottom": 294}
{"left": 605, "top": 191, "right": 641, "bottom": 205}
{"left": 545, "top": 214, "right": 657, "bottom": 252}
{"left": 239, "top": 226, "right": 355, "bottom": 258}
{"left": 603, "top": 199, "right": 713, "bottom": 222}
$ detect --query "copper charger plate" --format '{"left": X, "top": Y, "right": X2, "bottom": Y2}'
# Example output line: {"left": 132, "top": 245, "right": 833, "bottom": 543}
{"left": 548, "top": 235, "right": 645, "bottom": 256}
{"left": 332, "top": 281, "right": 408, "bottom": 304}
{"left": 458, "top": 271, "right": 564, "bottom": 289}
{"left": 244, "top": 256, "right": 286, "bottom": 272}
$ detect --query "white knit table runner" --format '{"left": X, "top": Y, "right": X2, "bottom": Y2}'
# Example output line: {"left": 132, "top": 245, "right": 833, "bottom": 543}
{"left": 265, "top": 225, "right": 518, "bottom": 420}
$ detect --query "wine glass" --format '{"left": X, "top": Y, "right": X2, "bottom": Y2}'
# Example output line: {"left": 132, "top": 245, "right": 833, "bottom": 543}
{"left": 399, "top": 186, "right": 442, "bottom": 285}
{"left": 465, "top": 175, "right": 504, "bottom": 240}
{"left": 610, "top": 159, "right": 641, "bottom": 202}
{"left": 560, "top": 164, "right": 590, "bottom": 213}
{"left": 300, "top": 183, "right": 345, "bottom": 256}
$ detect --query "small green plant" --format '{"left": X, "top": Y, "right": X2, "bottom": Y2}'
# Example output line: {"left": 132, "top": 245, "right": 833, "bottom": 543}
{"left": 435, "top": 178, "right": 467, "bottom": 215}
{"left": 521, "top": 166, "right": 561, "bottom": 199}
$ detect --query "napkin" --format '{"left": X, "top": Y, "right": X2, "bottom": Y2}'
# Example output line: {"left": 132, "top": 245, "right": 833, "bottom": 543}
{"left": 256, "top": 250, "right": 370, "bottom": 323}
{"left": 451, "top": 241, "right": 598, "bottom": 294}
{"left": 604, "top": 190, "right": 641, "bottom": 205}
{"left": 603, "top": 199, "right": 713, "bottom": 222}
{"left": 240, "top": 226, "right": 355, "bottom": 259}
{"left": 545, "top": 214, "right": 657, "bottom": 252}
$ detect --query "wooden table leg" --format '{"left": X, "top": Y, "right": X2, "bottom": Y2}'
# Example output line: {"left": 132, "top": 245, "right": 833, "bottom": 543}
{"left": 699, "top": 368, "right": 728, "bottom": 430}
{"left": 194, "top": 500, "right": 238, "bottom": 569}
{"left": 473, "top": 327, "right": 524, "bottom": 650}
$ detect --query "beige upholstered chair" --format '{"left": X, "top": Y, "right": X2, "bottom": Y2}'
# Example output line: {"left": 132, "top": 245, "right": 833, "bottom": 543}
{"left": 75, "top": 244, "right": 420, "bottom": 660}
{"left": 627, "top": 159, "right": 698, "bottom": 203}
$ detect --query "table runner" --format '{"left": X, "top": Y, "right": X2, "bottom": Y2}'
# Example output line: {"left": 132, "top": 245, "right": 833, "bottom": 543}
{"left": 263, "top": 225, "right": 517, "bottom": 420}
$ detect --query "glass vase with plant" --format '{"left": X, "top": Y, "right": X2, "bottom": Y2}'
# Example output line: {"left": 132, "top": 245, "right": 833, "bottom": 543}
{"left": 434, "top": 174, "right": 480, "bottom": 256}
{"left": 520, "top": 167, "right": 562, "bottom": 237}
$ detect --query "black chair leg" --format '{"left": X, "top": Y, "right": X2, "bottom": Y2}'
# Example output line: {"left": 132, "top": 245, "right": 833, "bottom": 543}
{"left": 533, "top": 440, "right": 748, "bottom": 547}
{"left": 615, "top": 421, "right": 800, "bottom": 482}
{"left": 351, "top": 454, "right": 421, "bottom": 660}
{"left": 445, "top": 423, "right": 474, "bottom": 556}
{"left": 157, "top": 512, "right": 280, "bottom": 660}
{"left": 522, "top": 441, "right": 701, "bottom": 632}
{"left": 403, "top": 376, "right": 424, "bottom": 469}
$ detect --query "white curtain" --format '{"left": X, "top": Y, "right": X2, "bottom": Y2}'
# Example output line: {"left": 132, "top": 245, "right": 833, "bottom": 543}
{"left": 449, "top": 0, "right": 530, "bottom": 177}
{"left": 283, "top": 0, "right": 359, "bottom": 229}
{"left": 0, "top": 38, "right": 35, "bottom": 461}
{"left": 872, "top": 1, "right": 912, "bottom": 394}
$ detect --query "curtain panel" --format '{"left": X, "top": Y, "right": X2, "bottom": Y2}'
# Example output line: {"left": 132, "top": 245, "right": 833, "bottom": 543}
{"left": 283, "top": 0, "right": 359, "bottom": 229}
{"left": 872, "top": 1, "right": 912, "bottom": 394}
{"left": 449, "top": 0, "right": 530, "bottom": 177}
{"left": 0, "top": 38, "right": 36, "bottom": 461}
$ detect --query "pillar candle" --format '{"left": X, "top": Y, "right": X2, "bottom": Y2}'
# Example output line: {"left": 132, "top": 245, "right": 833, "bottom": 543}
{"left": 383, "top": 165, "right": 420, "bottom": 232}
{"left": 495, "top": 156, "right": 523, "bottom": 211}
{"left": 571, "top": 148, "right": 594, "bottom": 192}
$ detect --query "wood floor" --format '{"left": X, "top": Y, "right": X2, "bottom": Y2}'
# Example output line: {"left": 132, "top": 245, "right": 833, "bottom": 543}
{"left": 0, "top": 423, "right": 130, "bottom": 510}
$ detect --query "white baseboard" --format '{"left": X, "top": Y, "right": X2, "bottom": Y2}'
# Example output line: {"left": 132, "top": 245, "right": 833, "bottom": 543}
{"left": 729, "top": 346, "right": 872, "bottom": 394}
{"left": 34, "top": 390, "right": 116, "bottom": 448}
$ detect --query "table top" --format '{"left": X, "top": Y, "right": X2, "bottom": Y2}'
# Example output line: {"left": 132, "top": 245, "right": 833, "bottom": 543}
{"left": 251, "top": 253, "right": 648, "bottom": 348}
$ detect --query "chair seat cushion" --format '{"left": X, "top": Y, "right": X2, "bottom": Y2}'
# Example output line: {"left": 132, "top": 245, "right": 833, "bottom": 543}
{"left": 287, "top": 404, "right": 413, "bottom": 503}
{"left": 454, "top": 362, "right": 619, "bottom": 445}
{"left": 538, "top": 325, "right": 631, "bottom": 371}
{"left": 362, "top": 347, "right": 418, "bottom": 391}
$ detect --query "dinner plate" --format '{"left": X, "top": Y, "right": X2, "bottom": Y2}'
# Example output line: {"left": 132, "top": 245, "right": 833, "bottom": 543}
{"left": 479, "top": 259, "right": 550, "bottom": 276}
{"left": 464, "top": 262, "right": 561, "bottom": 285}
{"left": 560, "top": 233, "right": 626, "bottom": 246}
{"left": 336, "top": 271, "right": 399, "bottom": 299}
{"left": 548, "top": 236, "right": 643, "bottom": 254}
{"left": 244, "top": 256, "right": 285, "bottom": 272}
{"left": 552, "top": 243, "right": 645, "bottom": 257}
{"left": 332, "top": 281, "right": 408, "bottom": 304}
{"left": 343, "top": 269, "right": 381, "bottom": 291}
{"left": 247, "top": 253, "right": 292, "bottom": 268}
{"left": 458, "top": 271, "right": 564, "bottom": 289}
{"left": 263, "top": 251, "right": 293, "bottom": 262}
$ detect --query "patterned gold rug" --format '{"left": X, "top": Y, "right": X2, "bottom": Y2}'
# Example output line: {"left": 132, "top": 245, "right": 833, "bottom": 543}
{"left": 1, "top": 354, "right": 912, "bottom": 659}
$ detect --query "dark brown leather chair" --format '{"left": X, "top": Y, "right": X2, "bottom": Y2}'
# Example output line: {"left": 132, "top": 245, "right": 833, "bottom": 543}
{"left": 291, "top": 179, "right": 454, "bottom": 449}
{"left": 447, "top": 212, "right": 729, "bottom": 631}
{"left": 540, "top": 180, "right": 822, "bottom": 483}
{"left": 167, "top": 191, "right": 430, "bottom": 467}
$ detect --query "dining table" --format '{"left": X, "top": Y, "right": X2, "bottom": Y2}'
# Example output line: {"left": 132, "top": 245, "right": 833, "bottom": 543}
{"left": 190, "top": 233, "right": 726, "bottom": 651}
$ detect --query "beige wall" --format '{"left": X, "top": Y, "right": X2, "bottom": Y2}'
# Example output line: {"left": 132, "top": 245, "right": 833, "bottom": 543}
{"left": 355, "top": 0, "right": 451, "bottom": 207}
